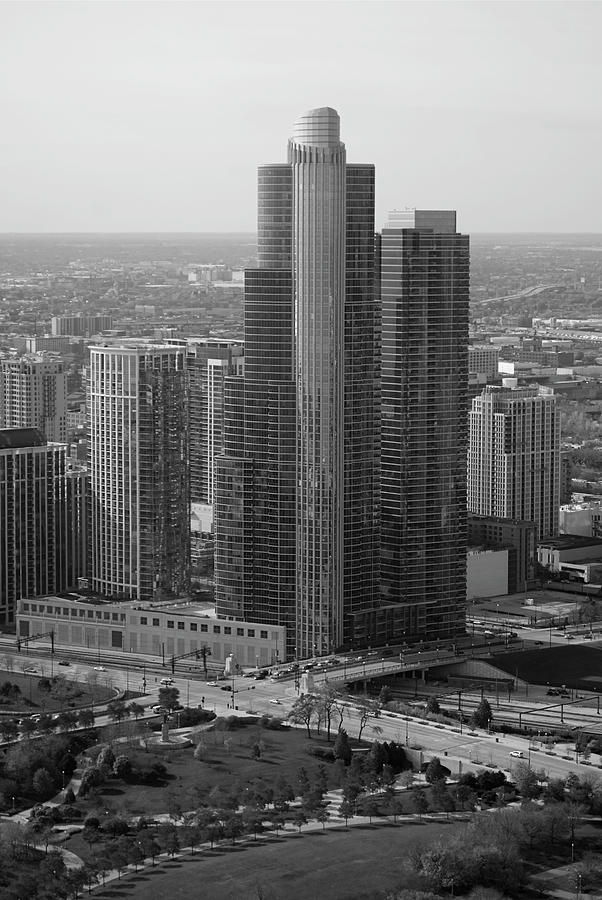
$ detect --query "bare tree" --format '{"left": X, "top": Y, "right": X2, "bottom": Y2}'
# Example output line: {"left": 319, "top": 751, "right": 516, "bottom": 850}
{"left": 356, "top": 698, "right": 381, "bottom": 740}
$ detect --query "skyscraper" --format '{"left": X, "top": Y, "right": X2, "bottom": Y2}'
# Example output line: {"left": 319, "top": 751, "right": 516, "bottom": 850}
{"left": 215, "top": 108, "right": 379, "bottom": 657}
{"left": 88, "top": 345, "right": 190, "bottom": 601}
{"left": 0, "top": 355, "right": 67, "bottom": 443}
{"left": 0, "top": 428, "right": 85, "bottom": 626}
{"left": 468, "top": 384, "right": 561, "bottom": 538}
{"left": 380, "top": 210, "right": 469, "bottom": 641}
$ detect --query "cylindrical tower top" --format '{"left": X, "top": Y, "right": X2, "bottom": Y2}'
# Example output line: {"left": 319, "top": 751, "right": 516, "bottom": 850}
{"left": 291, "top": 107, "right": 341, "bottom": 147}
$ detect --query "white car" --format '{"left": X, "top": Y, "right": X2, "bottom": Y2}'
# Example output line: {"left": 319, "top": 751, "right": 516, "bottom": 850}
{"left": 206, "top": 681, "right": 219, "bottom": 687}
{"left": 269, "top": 698, "right": 282, "bottom": 705}
{"left": 509, "top": 750, "right": 524, "bottom": 758}
{"left": 93, "top": 665, "right": 106, "bottom": 672}
{"left": 160, "top": 678, "right": 174, "bottom": 686}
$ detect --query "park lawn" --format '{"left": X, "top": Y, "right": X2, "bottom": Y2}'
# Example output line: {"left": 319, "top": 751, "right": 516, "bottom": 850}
{"left": 0, "top": 670, "right": 113, "bottom": 713}
{"left": 88, "top": 820, "right": 451, "bottom": 900}
{"left": 72, "top": 718, "right": 350, "bottom": 822}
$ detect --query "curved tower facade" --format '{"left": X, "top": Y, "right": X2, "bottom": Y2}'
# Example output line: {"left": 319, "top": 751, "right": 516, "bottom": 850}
{"left": 288, "top": 108, "right": 347, "bottom": 654}
{"left": 215, "top": 107, "right": 379, "bottom": 658}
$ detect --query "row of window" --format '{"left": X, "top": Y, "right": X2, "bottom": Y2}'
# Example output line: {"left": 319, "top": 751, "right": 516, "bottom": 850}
{"left": 138, "top": 615, "right": 268, "bottom": 639}
{"left": 22, "top": 602, "right": 126, "bottom": 622}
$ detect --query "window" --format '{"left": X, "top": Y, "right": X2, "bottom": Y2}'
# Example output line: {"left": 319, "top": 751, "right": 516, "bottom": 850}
{"left": 140, "top": 617, "right": 148, "bottom": 625}
{"left": 224, "top": 627, "right": 231, "bottom": 635}
{"left": 153, "top": 618, "right": 160, "bottom": 627}
{"left": 190, "top": 623, "right": 198, "bottom": 632}
{"left": 30, "top": 604, "right": 37, "bottom": 612}
{"left": 63, "top": 608, "right": 70, "bottom": 616}
{"left": 87, "top": 611, "right": 93, "bottom": 619}
{"left": 201, "top": 624, "right": 208, "bottom": 632}
{"left": 213, "top": 625, "right": 221, "bottom": 634}
{"left": 178, "top": 622, "right": 185, "bottom": 630}
{"left": 23, "top": 603, "right": 30, "bottom": 612}
{"left": 247, "top": 629, "right": 255, "bottom": 638}
{"left": 104, "top": 612, "right": 110, "bottom": 621}
{"left": 260, "top": 630, "right": 268, "bottom": 639}
{"left": 112, "top": 613, "right": 118, "bottom": 621}
{"left": 167, "top": 620, "right": 174, "bottom": 629}
{"left": 237, "top": 628, "right": 244, "bottom": 636}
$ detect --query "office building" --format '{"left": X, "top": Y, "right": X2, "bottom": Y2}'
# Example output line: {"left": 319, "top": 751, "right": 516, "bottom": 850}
{"left": 0, "top": 428, "right": 85, "bottom": 626}
{"left": 215, "top": 107, "right": 379, "bottom": 657}
{"left": 380, "top": 210, "right": 470, "bottom": 640}
{"left": 88, "top": 345, "right": 190, "bottom": 601}
{"left": 469, "top": 344, "right": 500, "bottom": 380}
{"left": 467, "top": 514, "right": 537, "bottom": 593}
{"left": 0, "top": 355, "right": 67, "bottom": 442}
{"left": 468, "top": 384, "right": 561, "bottom": 538}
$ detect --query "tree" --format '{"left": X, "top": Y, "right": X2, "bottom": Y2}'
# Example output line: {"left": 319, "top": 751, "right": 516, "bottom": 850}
{"left": 315, "top": 807, "right": 330, "bottom": 830}
{"left": 128, "top": 701, "right": 144, "bottom": 720}
{"left": 82, "top": 824, "right": 102, "bottom": 854}
{"left": 411, "top": 787, "right": 429, "bottom": 819}
{"left": 107, "top": 700, "right": 130, "bottom": 723}
{"left": 19, "top": 718, "right": 37, "bottom": 740}
{"left": 113, "top": 755, "right": 132, "bottom": 779}
{"left": 363, "top": 799, "right": 380, "bottom": 823}
{"left": 333, "top": 728, "right": 352, "bottom": 765}
{"left": 426, "top": 696, "right": 441, "bottom": 715}
{"left": 292, "top": 809, "right": 307, "bottom": 833}
{"left": 356, "top": 699, "right": 380, "bottom": 740}
{"left": 338, "top": 799, "right": 354, "bottom": 827}
{"left": 0, "top": 719, "right": 18, "bottom": 742}
{"left": 32, "top": 767, "right": 55, "bottom": 799}
{"left": 379, "top": 685, "right": 393, "bottom": 706}
{"left": 288, "top": 694, "right": 317, "bottom": 738}
{"left": 56, "top": 710, "right": 78, "bottom": 732}
{"left": 78, "top": 708, "right": 95, "bottom": 729}
{"left": 316, "top": 683, "right": 344, "bottom": 741}
{"left": 158, "top": 686, "right": 180, "bottom": 712}
{"left": 387, "top": 795, "right": 405, "bottom": 822}
{"left": 471, "top": 698, "right": 493, "bottom": 729}
{"left": 126, "top": 837, "right": 144, "bottom": 871}
{"left": 425, "top": 757, "right": 447, "bottom": 785}
{"left": 512, "top": 761, "right": 540, "bottom": 800}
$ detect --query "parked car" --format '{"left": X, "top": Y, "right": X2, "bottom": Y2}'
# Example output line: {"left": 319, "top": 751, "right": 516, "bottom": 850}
{"left": 509, "top": 750, "right": 524, "bottom": 758}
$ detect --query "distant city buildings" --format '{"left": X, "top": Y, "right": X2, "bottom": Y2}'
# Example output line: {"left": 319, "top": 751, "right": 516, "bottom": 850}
{"left": 468, "top": 384, "right": 561, "bottom": 538}
{"left": 380, "top": 209, "right": 469, "bottom": 640}
{"left": 88, "top": 344, "right": 190, "bottom": 601}
{"left": 0, "top": 355, "right": 67, "bottom": 442}
{"left": 0, "top": 428, "right": 86, "bottom": 626}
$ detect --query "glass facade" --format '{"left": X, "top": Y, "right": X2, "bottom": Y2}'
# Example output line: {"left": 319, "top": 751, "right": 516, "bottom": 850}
{"left": 380, "top": 214, "right": 469, "bottom": 641}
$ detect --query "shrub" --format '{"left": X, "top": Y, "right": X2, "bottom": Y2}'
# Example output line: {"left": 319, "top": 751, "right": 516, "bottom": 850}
{"left": 305, "top": 744, "right": 335, "bottom": 761}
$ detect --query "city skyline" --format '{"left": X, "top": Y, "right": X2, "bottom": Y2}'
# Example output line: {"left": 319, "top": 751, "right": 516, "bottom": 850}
{"left": 1, "top": 1, "right": 601, "bottom": 233}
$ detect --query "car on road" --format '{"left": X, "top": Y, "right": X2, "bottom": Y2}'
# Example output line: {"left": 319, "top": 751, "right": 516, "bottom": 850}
{"left": 269, "top": 698, "right": 281, "bottom": 705}
{"left": 584, "top": 634, "right": 594, "bottom": 640}
{"left": 220, "top": 685, "right": 232, "bottom": 692}
{"left": 242, "top": 671, "right": 255, "bottom": 678}
{"left": 160, "top": 677, "right": 174, "bottom": 686}
{"left": 58, "top": 660, "right": 71, "bottom": 667}
{"left": 93, "top": 665, "right": 106, "bottom": 672}
{"left": 509, "top": 750, "right": 525, "bottom": 758}
{"left": 206, "top": 681, "right": 219, "bottom": 687}
{"left": 151, "top": 705, "right": 166, "bottom": 714}
{"left": 547, "top": 689, "right": 560, "bottom": 696}
{"left": 565, "top": 634, "right": 575, "bottom": 640}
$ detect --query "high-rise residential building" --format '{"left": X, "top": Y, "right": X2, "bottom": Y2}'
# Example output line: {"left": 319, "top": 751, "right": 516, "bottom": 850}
{"left": 468, "top": 384, "right": 561, "bottom": 538}
{"left": 215, "top": 107, "right": 379, "bottom": 657}
{"left": 166, "top": 338, "right": 244, "bottom": 534}
{"left": 380, "top": 210, "right": 470, "bottom": 641}
{"left": 88, "top": 345, "right": 190, "bottom": 601}
{"left": 51, "top": 314, "right": 113, "bottom": 337}
{"left": 0, "top": 355, "right": 67, "bottom": 442}
{"left": 0, "top": 428, "right": 85, "bottom": 626}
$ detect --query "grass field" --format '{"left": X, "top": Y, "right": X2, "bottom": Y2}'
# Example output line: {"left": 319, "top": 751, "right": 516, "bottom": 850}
{"left": 89, "top": 820, "right": 451, "bottom": 900}
{"left": 73, "top": 718, "right": 349, "bottom": 822}
{"left": 0, "top": 668, "right": 114, "bottom": 713}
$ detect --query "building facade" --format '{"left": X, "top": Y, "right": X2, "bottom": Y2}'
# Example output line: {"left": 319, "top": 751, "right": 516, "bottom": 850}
{"left": 0, "top": 428, "right": 85, "bottom": 626}
{"left": 0, "top": 355, "right": 67, "bottom": 443}
{"left": 16, "top": 595, "right": 286, "bottom": 668}
{"left": 215, "top": 108, "right": 379, "bottom": 657}
{"left": 467, "top": 514, "right": 537, "bottom": 593}
{"left": 51, "top": 315, "right": 113, "bottom": 337}
{"left": 468, "top": 384, "right": 561, "bottom": 538}
{"left": 88, "top": 345, "right": 190, "bottom": 601}
{"left": 379, "top": 210, "right": 469, "bottom": 641}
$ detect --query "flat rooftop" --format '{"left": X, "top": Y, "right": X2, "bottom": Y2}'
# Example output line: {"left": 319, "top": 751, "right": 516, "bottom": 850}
{"left": 539, "top": 534, "right": 602, "bottom": 551}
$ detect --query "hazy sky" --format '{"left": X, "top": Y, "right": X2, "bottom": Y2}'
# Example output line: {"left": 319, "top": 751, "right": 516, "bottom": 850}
{"left": 1, "top": 0, "right": 601, "bottom": 233}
